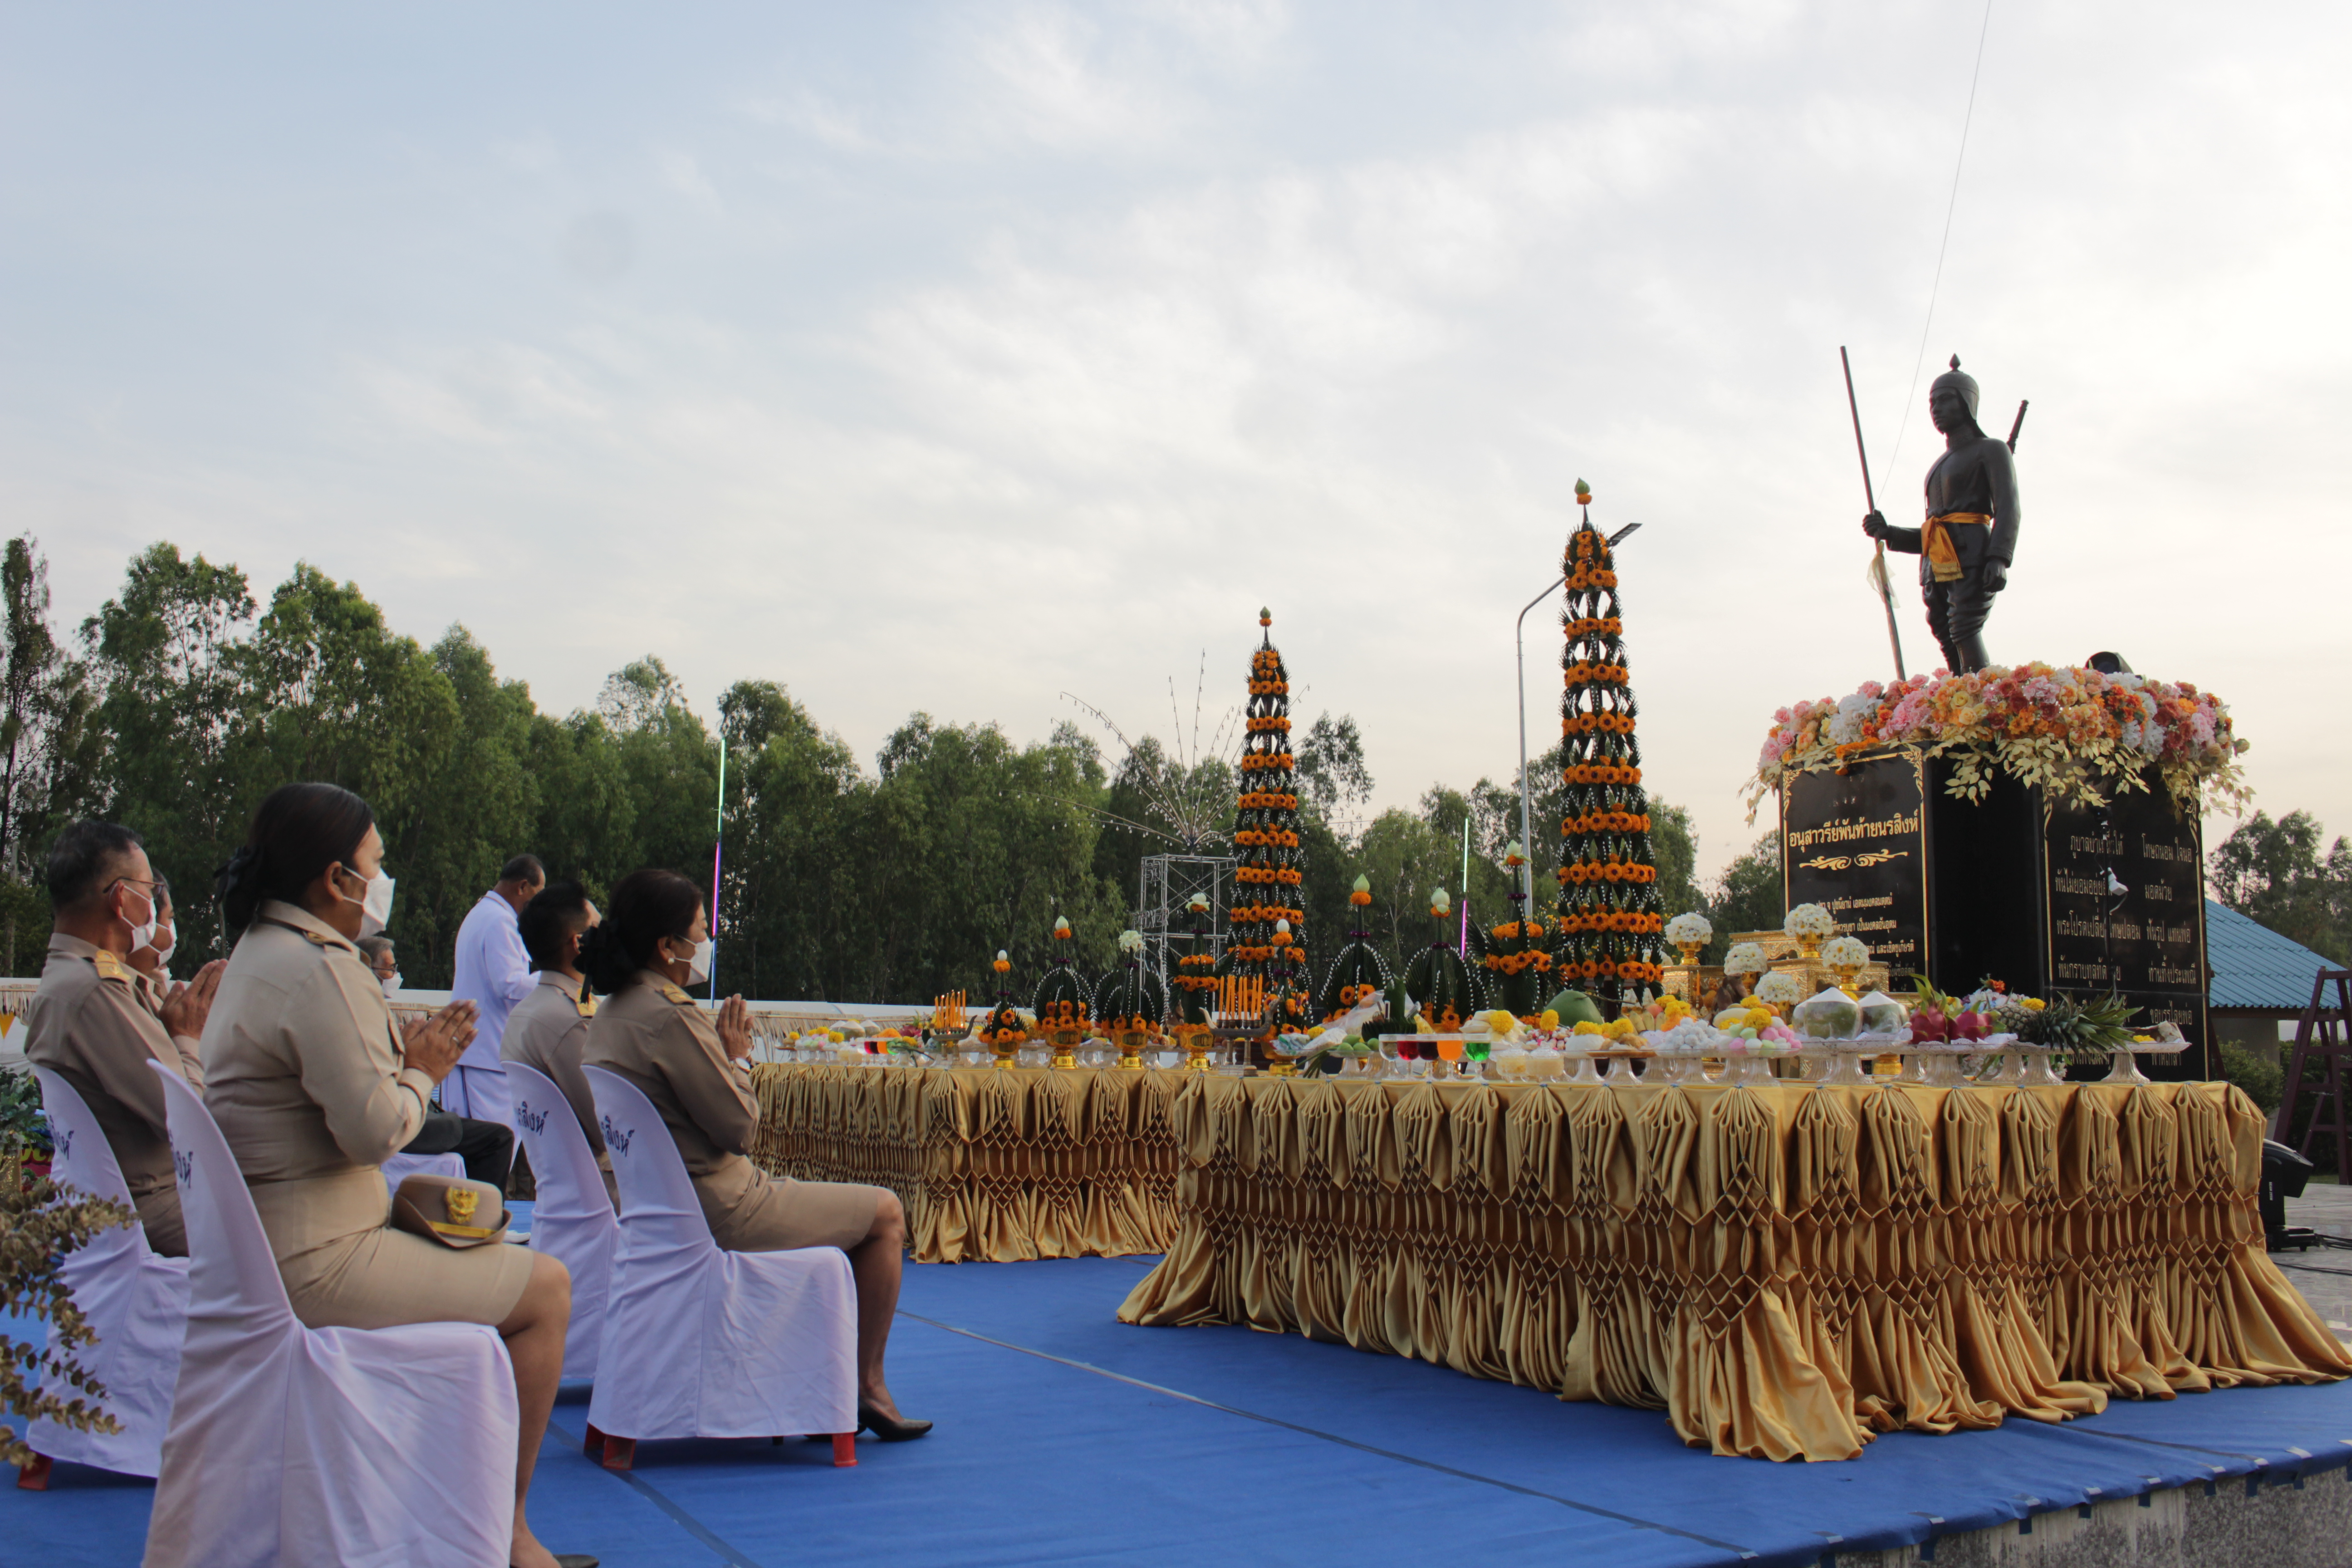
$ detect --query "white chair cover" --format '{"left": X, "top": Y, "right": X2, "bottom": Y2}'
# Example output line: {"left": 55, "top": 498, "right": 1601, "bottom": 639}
{"left": 25, "top": 1069, "right": 190, "bottom": 1479}
{"left": 143, "top": 1063, "right": 520, "bottom": 1568}
{"left": 379, "top": 1149, "right": 465, "bottom": 1196}
{"left": 504, "top": 1061, "right": 615, "bottom": 1380}
{"left": 583, "top": 1066, "right": 856, "bottom": 1443}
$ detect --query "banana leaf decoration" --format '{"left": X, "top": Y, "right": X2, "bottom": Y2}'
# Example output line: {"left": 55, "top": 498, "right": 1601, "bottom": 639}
{"left": 1318, "top": 877, "right": 1392, "bottom": 1021}
{"left": 1031, "top": 915, "right": 1091, "bottom": 1042}
{"left": 1403, "top": 889, "right": 1485, "bottom": 1029}
{"left": 980, "top": 949, "right": 1028, "bottom": 1044}
{"left": 1093, "top": 933, "right": 1167, "bottom": 1036}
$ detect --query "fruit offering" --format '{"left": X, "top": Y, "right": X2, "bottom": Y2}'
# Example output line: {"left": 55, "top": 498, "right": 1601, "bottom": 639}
{"left": 1792, "top": 988, "right": 1862, "bottom": 1040}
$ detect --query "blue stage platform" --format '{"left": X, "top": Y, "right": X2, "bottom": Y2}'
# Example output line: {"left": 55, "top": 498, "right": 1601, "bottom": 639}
{"left": 9, "top": 1251, "right": 2352, "bottom": 1567}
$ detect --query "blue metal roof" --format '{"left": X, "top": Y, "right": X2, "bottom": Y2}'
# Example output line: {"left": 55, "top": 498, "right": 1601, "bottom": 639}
{"left": 2205, "top": 900, "right": 2342, "bottom": 1012}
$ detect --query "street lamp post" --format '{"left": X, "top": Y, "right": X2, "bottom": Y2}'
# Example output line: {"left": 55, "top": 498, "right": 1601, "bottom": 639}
{"left": 1514, "top": 522, "right": 1642, "bottom": 916}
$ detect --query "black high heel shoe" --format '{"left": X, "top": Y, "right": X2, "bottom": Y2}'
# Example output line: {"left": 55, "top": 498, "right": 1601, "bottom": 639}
{"left": 858, "top": 1401, "right": 933, "bottom": 1441}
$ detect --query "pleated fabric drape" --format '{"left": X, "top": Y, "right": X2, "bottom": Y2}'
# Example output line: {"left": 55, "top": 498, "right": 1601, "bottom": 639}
{"left": 1116, "top": 1077, "right": 2351, "bottom": 1461}
{"left": 750, "top": 1064, "right": 1183, "bottom": 1263}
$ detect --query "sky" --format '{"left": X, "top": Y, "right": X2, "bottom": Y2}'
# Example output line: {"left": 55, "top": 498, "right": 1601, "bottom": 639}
{"left": 3, "top": 1, "right": 2347, "bottom": 883}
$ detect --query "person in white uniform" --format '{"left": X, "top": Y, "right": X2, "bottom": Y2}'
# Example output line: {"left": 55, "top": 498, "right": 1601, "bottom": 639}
{"left": 441, "top": 854, "right": 545, "bottom": 1127}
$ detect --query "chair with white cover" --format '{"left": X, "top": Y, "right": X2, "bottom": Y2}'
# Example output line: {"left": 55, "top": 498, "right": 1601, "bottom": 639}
{"left": 17, "top": 1069, "right": 191, "bottom": 1490}
{"left": 503, "top": 1061, "right": 615, "bottom": 1380}
{"left": 581, "top": 1065, "right": 858, "bottom": 1470}
{"left": 142, "top": 1063, "right": 521, "bottom": 1568}
{"left": 379, "top": 1148, "right": 465, "bottom": 1197}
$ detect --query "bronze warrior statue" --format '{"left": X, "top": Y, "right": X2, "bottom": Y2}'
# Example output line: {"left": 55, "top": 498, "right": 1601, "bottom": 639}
{"left": 1862, "top": 357, "right": 2019, "bottom": 674}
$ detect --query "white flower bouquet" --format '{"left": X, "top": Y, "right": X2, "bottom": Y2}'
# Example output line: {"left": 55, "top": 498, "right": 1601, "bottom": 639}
{"left": 1820, "top": 935, "right": 1870, "bottom": 969}
{"left": 1665, "top": 912, "right": 1713, "bottom": 948}
{"left": 1723, "top": 941, "right": 1770, "bottom": 977}
{"left": 1755, "top": 970, "right": 1806, "bottom": 1006}
{"left": 1784, "top": 903, "right": 1837, "bottom": 941}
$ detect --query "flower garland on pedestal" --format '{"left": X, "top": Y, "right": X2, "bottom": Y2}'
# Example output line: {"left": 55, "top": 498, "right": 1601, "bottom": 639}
{"left": 1031, "top": 915, "right": 1091, "bottom": 1066}
{"left": 979, "top": 949, "right": 1029, "bottom": 1066}
{"left": 1318, "top": 875, "right": 1393, "bottom": 1021}
{"left": 1030, "top": 912, "right": 1091, "bottom": 1048}
{"left": 1093, "top": 930, "right": 1166, "bottom": 1067}
{"left": 1484, "top": 841, "right": 1553, "bottom": 1020}
{"left": 1171, "top": 892, "right": 1219, "bottom": 1024}
{"left": 1223, "top": 608, "right": 1311, "bottom": 1025}
{"left": 1553, "top": 483, "right": 1665, "bottom": 1011}
{"left": 1405, "top": 887, "right": 1486, "bottom": 1029}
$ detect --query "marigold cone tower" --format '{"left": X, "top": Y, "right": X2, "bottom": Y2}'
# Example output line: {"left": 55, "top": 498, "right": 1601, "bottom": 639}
{"left": 1554, "top": 484, "right": 1664, "bottom": 1009}
{"left": 1224, "top": 608, "right": 1310, "bottom": 1023}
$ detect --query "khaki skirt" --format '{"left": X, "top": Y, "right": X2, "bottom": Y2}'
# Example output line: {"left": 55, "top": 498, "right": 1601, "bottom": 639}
{"left": 250, "top": 1167, "right": 536, "bottom": 1332}
{"left": 698, "top": 1158, "right": 886, "bottom": 1254}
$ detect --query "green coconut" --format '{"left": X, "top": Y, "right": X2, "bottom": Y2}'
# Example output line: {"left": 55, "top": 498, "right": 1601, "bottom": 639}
{"left": 1545, "top": 988, "right": 1607, "bottom": 1027}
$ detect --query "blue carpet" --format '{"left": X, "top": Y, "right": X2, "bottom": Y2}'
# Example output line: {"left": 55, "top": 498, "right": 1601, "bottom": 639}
{"left": 9, "top": 1254, "right": 2352, "bottom": 1567}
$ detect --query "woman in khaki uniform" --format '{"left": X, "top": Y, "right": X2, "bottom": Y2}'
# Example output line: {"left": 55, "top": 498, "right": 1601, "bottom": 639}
{"left": 580, "top": 868, "right": 928, "bottom": 1441}
{"left": 202, "top": 784, "right": 592, "bottom": 1568}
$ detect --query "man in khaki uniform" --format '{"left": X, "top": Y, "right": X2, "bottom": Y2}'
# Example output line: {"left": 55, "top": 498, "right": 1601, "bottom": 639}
{"left": 502, "top": 881, "right": 616, "bottom": 1209}
{"left": 24, "top": 822, "right": 225, "bottom": 1256}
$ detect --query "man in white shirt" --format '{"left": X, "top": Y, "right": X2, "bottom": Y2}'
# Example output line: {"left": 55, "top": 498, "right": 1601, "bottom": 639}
{"left": 441, "top": 853, "right": 545, "bottom": 1127}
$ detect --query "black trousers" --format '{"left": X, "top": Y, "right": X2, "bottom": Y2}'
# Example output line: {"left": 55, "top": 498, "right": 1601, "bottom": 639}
{"left": 1924, "top": 573, "right": 1995, "bottom": 674}
{"left": 401, "top": 1110, "right": 514, "bottom": 1189}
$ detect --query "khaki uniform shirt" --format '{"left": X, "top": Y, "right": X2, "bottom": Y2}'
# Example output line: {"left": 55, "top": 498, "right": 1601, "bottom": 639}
{"left": 502, "top": 970, "right": 618, "bottom": 1208}
{"left": 24, "top": 933, "right": 204, "bottom": 1254}
{"left": 201, "top": 899, "right": 531, "bottom": 1332}
{"left": 202, "top": 900, "right": 434, "bottom": 1188}
{"left": 585, "top": 970, "right": 881, "bottom": 1253}
{"left": 584, "top": 971, "right": 760, "bottom": 1209}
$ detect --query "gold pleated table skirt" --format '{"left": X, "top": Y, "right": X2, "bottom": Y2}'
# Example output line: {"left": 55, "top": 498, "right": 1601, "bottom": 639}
{"left": 1115, "top": 1075, "right": 2352, "bottom": 1461}
{"left": 749, "top": 1063, "right": 1183, "bottom": 1263}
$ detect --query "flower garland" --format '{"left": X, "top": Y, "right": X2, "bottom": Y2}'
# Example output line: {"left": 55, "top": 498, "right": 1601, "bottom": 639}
{"left": 1553, "top": 485, "right": 1665, "bottom": 1001}
{"left": 1745, "top": 664, "right": 2249, "bottom": 819}
{"left": 1221, "top": 609, "right": 1312, "bottom": 1024}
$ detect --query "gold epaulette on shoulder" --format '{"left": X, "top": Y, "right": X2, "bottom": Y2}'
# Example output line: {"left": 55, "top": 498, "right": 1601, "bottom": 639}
{"left": 299, "top": 928, "right": 337, "bottom": 946}
{"left": 658, "top": 983, "right": 691, "bottom": 1004}
{"left": 92, "top": 950, "right": 131, "bottom": 984}
{"left": 575, "top": 994, "right": 599, "bottom": 1018}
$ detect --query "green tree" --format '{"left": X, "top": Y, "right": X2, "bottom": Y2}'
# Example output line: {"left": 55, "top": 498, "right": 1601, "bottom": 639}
{"left": 1705, "top": 831, "right": 1785, "bottom": 962}
{"left": 80, "top": 544, "right": 257, "bottom": 966}
{"left": 2210, "top": 810, "right": 2349, "bottom": 963}
{"left": 715, "top": 679, "right": 862, "bottom": 1001}
{"left": 0, "top": 537, "right": 60, "bottom": 876}
{"left": 382, "top": 628, "right": 544, "bottom": 986}
{"left": 858, "top": 716, "right": 1121, "bottom": 1004}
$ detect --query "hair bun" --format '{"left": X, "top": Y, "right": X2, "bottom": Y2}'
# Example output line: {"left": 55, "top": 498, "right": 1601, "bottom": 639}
{"left": 214, "top": 845, "right": 259, "bottom": 900}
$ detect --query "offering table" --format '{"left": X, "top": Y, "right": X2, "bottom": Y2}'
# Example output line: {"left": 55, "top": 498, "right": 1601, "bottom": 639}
{"left": 1117, "top": 1074, "right": 2351, "bottom": 1460}
{"left": 750, "top": 1063, "right": 1182, "bottom": 1264}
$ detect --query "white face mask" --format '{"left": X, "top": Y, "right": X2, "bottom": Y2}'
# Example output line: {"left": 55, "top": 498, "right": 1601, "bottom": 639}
{"left": 336, "top": 865, "right": 397, "bottom": 936}
{"left": 118, "top": 882, "right": 161, "bottom": 955}
{"left": 669, "top": 936, "right": 713, "bottom": 987}
{"left": 141, "top": 923, "right": 177, "bottom": 966}
{"left": 380, "top": 973, "right": 403, "bottom": 998}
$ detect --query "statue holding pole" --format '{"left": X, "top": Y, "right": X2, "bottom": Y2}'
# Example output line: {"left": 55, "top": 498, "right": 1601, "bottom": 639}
{"left": 1860, "top": 356, "right": 2023, "bottom": 675}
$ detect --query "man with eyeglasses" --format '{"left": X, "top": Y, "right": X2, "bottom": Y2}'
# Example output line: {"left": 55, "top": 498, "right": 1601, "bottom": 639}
{"left": 24, "top": 821, "right": 226, "bottom": 1256}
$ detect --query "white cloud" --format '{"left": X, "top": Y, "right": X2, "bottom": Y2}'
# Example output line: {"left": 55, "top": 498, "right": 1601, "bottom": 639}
{"left": 5, "top": 1, "right": 2348, "bottom": 885}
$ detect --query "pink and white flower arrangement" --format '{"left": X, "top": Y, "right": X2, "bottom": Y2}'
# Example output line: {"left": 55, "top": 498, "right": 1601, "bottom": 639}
{"left": 1745, "top": 663, "right": 2249, "bottom": 819}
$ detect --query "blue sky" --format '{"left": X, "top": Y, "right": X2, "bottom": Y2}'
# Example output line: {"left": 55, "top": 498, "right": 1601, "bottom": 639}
{"left": 4, "top": 2, "right": 2346, "bottom": 878}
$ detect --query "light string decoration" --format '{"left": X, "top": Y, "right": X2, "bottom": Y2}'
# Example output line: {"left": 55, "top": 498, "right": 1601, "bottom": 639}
{"left": 1553, "top": 482, "right": 1665, "bottom": 1009}
{"left": 1222, "top": 608, "right": 1311, "bottom": 1022}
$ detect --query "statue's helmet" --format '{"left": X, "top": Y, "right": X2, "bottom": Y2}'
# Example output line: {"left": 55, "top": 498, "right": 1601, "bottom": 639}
{"left": 1930, "top": 355, "right": 1980, "bottom": 419}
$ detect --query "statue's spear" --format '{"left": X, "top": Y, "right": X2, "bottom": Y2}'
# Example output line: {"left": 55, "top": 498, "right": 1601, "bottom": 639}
{"left": 1840, "top": 346, "right": 1906, "bottom": 681}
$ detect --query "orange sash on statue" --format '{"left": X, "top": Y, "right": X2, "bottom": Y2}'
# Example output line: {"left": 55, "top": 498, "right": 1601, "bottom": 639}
{"left": 1922, "top": 511, "right": 1991, "bottom": 582}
